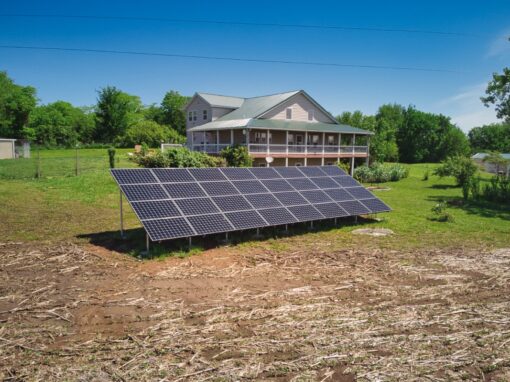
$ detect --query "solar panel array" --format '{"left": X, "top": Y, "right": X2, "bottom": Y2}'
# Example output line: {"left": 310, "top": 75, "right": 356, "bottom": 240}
{"left": 111, "top": 166, "right": 391, "bottom": 241}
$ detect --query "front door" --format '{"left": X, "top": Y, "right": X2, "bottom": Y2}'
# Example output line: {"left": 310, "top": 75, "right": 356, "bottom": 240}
{"left": 295, "top": 134, "right": 304, "bottom": 145}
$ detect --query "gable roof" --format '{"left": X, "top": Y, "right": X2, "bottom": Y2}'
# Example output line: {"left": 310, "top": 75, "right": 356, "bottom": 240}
{"left": 196, "top": 93, "right": 244, "bottom": 109}
{"left": 472, "top": 152, "right": 510, "bottom": 160}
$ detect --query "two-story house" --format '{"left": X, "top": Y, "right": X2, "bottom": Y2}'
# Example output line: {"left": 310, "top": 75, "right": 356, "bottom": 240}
{"left": 184, "top": 90, "right": 372, "bottom": 173}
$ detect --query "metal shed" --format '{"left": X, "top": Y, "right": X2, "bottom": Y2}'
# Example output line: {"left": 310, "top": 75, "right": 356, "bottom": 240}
{"left": 0, "top": 138, "right": 16, "bottom": 159}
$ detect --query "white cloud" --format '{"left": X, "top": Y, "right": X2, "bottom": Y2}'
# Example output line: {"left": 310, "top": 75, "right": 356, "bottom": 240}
{"left": 438, "top": 83, "right": 499, "bottom": 132}
{"left": 486, "top": 29, "right": 510, "bottom": 58}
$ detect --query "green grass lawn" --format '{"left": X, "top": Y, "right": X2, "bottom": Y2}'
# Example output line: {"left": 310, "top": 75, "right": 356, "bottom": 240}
{"left": 0, "top": 156, "right": 509, "bottom": 255}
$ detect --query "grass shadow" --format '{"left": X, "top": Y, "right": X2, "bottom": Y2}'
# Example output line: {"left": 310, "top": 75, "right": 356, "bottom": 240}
{"left": 427, "top": 195, "right": 510, "bottom": 221}
{"left": 428, "top": 184, "right": 459, "bottom": 190}
{"left": 78, "top": 215, "right": 381, "bottom": 260}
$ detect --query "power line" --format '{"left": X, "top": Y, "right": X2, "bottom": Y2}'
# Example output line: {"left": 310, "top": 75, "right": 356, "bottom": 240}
{"left": 0, "top": 45, "right": 466, "bottom": 74}
{"left": 0, "top": 13, "right": 484, "bottom": 38}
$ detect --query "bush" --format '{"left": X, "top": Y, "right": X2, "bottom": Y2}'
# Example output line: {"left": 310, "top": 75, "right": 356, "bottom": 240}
{"left": 115, "top": 120, "right": 186, "bottom": 148}
{"left": 220, "top": 145, "right": 252, "bottom": 167}
{"left": 132, "top": 147, "right": 224, "bottom": 168}
{"left": 353, "top": 162, "right": 409, "bottom": 183}
{"left": 430, "top": 201, "right": 455, "bottom": 222}
{"left": 338, "top": 161, "right": 350, "bottom": 174}
{"left": 433, "top": 156, "right": 477, "bottom": 187}
{"left": 481, "top": 176, "right": 510, "bottom": 204}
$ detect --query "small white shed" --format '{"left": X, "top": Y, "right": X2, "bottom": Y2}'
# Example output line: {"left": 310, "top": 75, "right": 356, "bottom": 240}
{"left": 0, "top": 138, "right": 31, "bottom": 159}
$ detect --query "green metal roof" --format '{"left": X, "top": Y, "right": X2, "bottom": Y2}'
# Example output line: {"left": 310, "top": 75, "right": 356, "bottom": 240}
{"left": 216, "top": 91, "right": 300, "bottom": 121}
{"left": 197, "top": 93, "right": 244, "bottom": 108}
{"left": 188, "top": 118, "right": 373, "bottom": 135}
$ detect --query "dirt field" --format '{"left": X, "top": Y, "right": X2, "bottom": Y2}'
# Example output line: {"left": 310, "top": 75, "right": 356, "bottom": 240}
{"left": 1, "top": 241, "right": 509, "bottom": 381}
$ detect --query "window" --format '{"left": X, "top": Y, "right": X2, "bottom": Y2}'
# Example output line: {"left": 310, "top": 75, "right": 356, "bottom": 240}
{"left": 254, "top": 132, "right": 267, "bottom": 143}
{"left": 308, "top": 109, "right": 314, "bottom": 121}
{"left": 192, "top": 111, "right": 197, "bottom": 121}
{"left": 287, "top": 133, "right": 294, "bottom": 145}
{"left": 309, "top": 134, "right": 319, "bottom": 145}
{"left": 286, "top": 108, "right": 292, "bottom": 119}
{"left": 188, "top": 111, "right": 193, "bottom": 122}
{"left": 327, "top": 135, "right": 335, "bottom": 145}
{"left": 203, "top": 110, "right": 208, "bottom": 120}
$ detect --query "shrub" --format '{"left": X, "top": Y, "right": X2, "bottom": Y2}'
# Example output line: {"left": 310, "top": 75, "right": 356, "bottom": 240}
{"left": 338, "top": 161, "right": 350, "bottom": 174}
{"left": 430, "top": 201, "right": 455, "bottom": 222}
{"left": 422, "top": 168, "right": 429, "bottom": 181}
{"left": 220, "top": 145, "right": 252, "bottom": 167}
{"left": 115, "top": 120, "right": 186, "bottom": 148}
{"left": 353, "top": 162, "right": 409, "bottom": 183}
{"left": 107, "top": 147, "right": 116, "bottom": 169}
{"left": 433, "top": 156, "right": 478, "bottom": 188}
{"left": 481, "top": 176, "right": 510, "bottom": 204}
{"left": 132, "top": 146, "right": 224, "bottom": 168}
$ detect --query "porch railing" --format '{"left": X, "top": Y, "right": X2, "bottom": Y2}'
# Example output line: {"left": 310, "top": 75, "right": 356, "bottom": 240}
{"left": 192, "top": 143, "right": 368, "bottom": 155}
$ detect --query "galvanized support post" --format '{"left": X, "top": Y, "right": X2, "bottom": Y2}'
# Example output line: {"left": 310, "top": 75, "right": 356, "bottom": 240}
{"left": 146, "top": 234, "right": 150, "bottom": 254}
{"left": 188, "top": 236, "right": 192, "bottom": 250}
{"left": 119, "top": 190, "right": 124, "bottom": 238}
{"left": 310, "top": 221, "right": 314, "bottom": 229}
{"left": 334, "top": 218, "right": 338, "bottom": 226}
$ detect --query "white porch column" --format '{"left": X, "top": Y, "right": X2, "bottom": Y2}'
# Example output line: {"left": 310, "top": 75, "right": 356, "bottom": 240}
{"left": 216, "top": 130, "right": 219, "bottom": 153}
{"left": 304, "top": 131, "right": 308, "bottom": 155}
{"left": 230, "top": 129, "right": 234, "bottom": 146}
{"left": 322, "top": 132, "right": 325, "bottom": 155}
{"left": 321, "top": 157, "right": 325, "bottom": 165}
{"left": 285, "top": 157, "right": 289, "bottom": 166}
{"left": 351, "top": 134, "right": 356, "bottom": 176}
{"left": 266, "top": 129, "right": 270, "bottom": 155}
{"left": 285, "top": 131, "right": 289, "bottom": 155}
{"left": 304, "top": 157, "right": 308, "bottom": 166}
{"left": 203, "top": 132, "right": 206, "bottom": 152}
{"left": 351, "top": 157, "right": 355, "bottom": 176}
{"left": 338, "top": 133, "right": 341, "bottom": 164}
{"left": 366, "top": 136, "right": 370, "bottom": 166}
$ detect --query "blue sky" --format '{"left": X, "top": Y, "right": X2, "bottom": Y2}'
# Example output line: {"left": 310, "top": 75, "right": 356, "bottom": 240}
{"left": 1, "top": 0, "right": 509, "bottom": 132}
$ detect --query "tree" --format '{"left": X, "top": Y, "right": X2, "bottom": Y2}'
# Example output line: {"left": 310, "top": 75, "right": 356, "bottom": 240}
{"left": 159, "top": 91, "right": 189, "bottom": 135}
{"left": 220, "top": 145, "right": 252, "bottom": 167}
{"left": 94, "top": 86, "right": 142, "bottom": 143}
{"left": 481, "top": 67, "right": 510, "bottom": 122}
{"left": 27, "top": 101, "right": 95, "bottom": 146}
{"left": 434, "top": 156, "right": 478, "bottom": 199}
{"left": 468, "top": 123, "right": 510, "bottom": 153}
{"left": 0, "top": 71, "right": 37, "bottom": 139}
{"left": 373, "top": 104, "right": 404, "bottom": 162}
{"left": 116, "top": 120, "right": 185, "bottom": 148}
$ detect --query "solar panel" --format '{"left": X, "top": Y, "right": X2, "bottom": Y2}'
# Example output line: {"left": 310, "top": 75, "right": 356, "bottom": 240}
{"left": 131, "top": 200, "right": 181, "bottom": 220}
{"left": 220, "top": 167, "right": 256, "bottom": 180}
{"left": 232, "top": 180, "right": 269, "bottom": 194}
{"left": 187, "top": 214, "right": 233, "bottom": 235}
{"left": 225, "top": 210, "right": 268, "bottom": 229}
{"left": 212, "top": 195, "right": 252, "bottom": 212}
{"left": 288, "top": 205, "right": 324, "bottom": 222}
{"left": 201, "top": 181, "right": 239, "bottom": 196}
{"left": 274, "top": 191, "right": 309, "bottom": 206}
{"left": 144, "top": 217, "right": 195, "bottom": 241}
{"left": 163, "top": 183, "right": 206, "bottom": 198}
{"left": 360, "top": 198, "right": 391, "bottom": 213}
{"left": 188, "top": 168, "right": 227, "bottom": 181}
{"left": 111, "top": 165, "right": 391, "bottom": 243}
{"left": 152, "top": 168, "right": 194, "bottom": 183}
{"left": 258, "top": 207, "right": 298, "bottom": 225}
{"left": 314, "top": 202, "right": 349, "bottom": 218}
{"left": 245, "top": 193, "right": 282, "bottom": 208}
{"left": 120, "top": 184, "right": 168, "bottom": 201}
{"left": 112, "top": 169, "right": 157, "bottom": 185}
{"left": 249, "top": 167, "right": 282, "bottom": 179}
{"left": 261, "top": 179, "right": 294, "bottom": 192}
{"left": 175, "top": 197, "right": 219, "bottom": 215}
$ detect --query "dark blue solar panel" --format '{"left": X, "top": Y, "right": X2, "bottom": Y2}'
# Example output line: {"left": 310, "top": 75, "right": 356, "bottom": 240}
{"left": 212, "top": 195, "right": 252, "bottom": 212}
{"left": 300, "top": 190, "right": 333, "bottom": 203}
{"left": 131, "top": 200, "right": 181, "bottom": 220}
{"left": 346, "top": 187, "right": 374, "bottom": 200}
{"left": 261, "top": 179, "right": 294, "bottom": 192}
{"left": 298, "top": 166, "right": 327, "bottom": 177}
{"left": 201, "top": 181, "right": 239, "bottom": 196}
{"left": 274, "top": 167, "right": 305, "bottom": 178}
{"left": 288, "top": 205, "right": 324, "bottom": 222}
{"left": 310, "top": 177, "right": 339, "bottom": 189}
{"left": 314, "top": 202, "right": 349, "bottom": 218}
{"left": 258, "top": 207, "right": 297, "bottom": 225}
{"left": 112, "top": 169, "right": 157, "bottom": 185}
{"left": 144, "top": 217, "right": 195, "bottom": 241}
{"left": 163, "top": 183, "right": 206, "bottom": 198}
{"left": 325, "top": 188, "right": 355, "bottom": 202}
{"left": 152, "top": 168, "right": 194, "bottom": 183}
{"left": 225, "top": 210, "right": 268, "bottom": 229}
{"left": 274, "top": 191, "right": 308, "bottom": 206}
{"left": 245, "top": 193, "right": 282, "bottom": 208}
{"left": 249, "top": 167, "right": 282, "bottom": 179}
{"left": 332, "top": 176, "right": 360, "bottom": 187}
{"left": 175, "top": 198, "right": 219, "bottom": 215}
{"left": 187, "top": 214, "right": 233, "bottom": 235}
{"left": 360, "top": 198, "right": 391, "bottom": 213}
{"left": 338, "top": 200, "right": 371, "bottom": 215}
{"left": 220, "top": 167, "right": 256, "bottom": 180}
{"left": 120, "top": 184, "right": 167, "bottom": 201}
{"left": 188, "top": 168, "right": 227, "bottom": 181}
{"left": 320, "top": 166, "right": 346, "bottom": 176}
{"left": 286, "top": 178, "right": 318, "bottom": 190}
{"left": 232, "top": 180, "right": 268, "bottom": 194}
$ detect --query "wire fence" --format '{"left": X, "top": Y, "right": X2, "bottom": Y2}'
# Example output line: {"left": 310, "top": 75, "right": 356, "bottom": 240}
{"left": 0, "top": 149, "right": 136, "bottom": 180}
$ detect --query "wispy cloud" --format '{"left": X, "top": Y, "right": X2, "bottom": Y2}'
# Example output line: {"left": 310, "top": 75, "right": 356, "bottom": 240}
{"left": 486, "top": 29, "right": 510, "bottom": 58}
{"left": 438, "top": 83, "right": 499, "bottom": 132}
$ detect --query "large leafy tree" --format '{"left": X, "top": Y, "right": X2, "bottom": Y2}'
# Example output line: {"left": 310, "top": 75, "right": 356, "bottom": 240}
{"left": 0, "top": 71, "right": 37, "bottom": 139}
{"left": 95, "top": 86, "right": 142, "bottom": 143}
{"left": 468, "top": 123, "right": 510, "bottom": 152}
{"left": 159, "top": 91, "right": 190, "bottom": 135}
{"left": 27, "top": 101, "right": 95, "bottom": 146}
{"left": 481, "top": 67, "right": 510, "bottom": 123}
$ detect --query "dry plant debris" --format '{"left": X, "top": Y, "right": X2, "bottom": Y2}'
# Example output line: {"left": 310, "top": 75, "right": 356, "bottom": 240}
{"left": 0, "top": 242, "right": 509, "bottom": 381}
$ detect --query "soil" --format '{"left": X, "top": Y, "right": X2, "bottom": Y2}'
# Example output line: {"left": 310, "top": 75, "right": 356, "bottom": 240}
{"left": 0, "top": 242, "right": 509, "bottom": 381}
